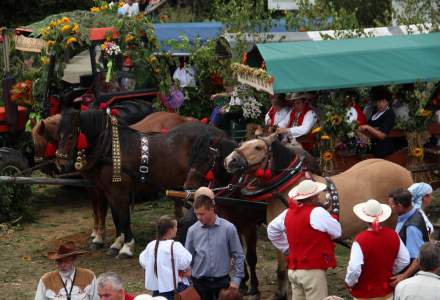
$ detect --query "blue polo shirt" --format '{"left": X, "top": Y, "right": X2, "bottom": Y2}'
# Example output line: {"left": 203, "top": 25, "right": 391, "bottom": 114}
{"left": 395, "top": 207, "right": 425, "bottom": 259}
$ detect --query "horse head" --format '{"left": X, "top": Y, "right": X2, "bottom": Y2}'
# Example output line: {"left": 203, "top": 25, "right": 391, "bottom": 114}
{"left": 32, "top": 114, "right": 61, "bottom": 162}
{"left": 184, "top": 133, "right": 237, "bottom": 190}
{"left": 224, "top": 133, "right": 278, "bottom": 175}
{"left": 55, "top": 108, "right": 82, "bottom": 172}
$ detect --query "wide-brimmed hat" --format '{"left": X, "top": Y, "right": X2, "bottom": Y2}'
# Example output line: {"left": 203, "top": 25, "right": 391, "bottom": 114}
{"left": 288, "top": 180, "right": 327, "bottom": 200}
{"left": 285, "top": 92, "right": 314, "bottom": 101}
{"left": 194, "top": 186, "right": 215, "bottom": 201}
{"left": 353, "top": 199, "right": 392, "bottom": 223}
{"left": 47, "top": 241, "right": 88, "bottom": 260}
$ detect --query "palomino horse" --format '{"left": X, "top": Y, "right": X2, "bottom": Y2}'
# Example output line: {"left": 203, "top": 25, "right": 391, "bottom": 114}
{"left": 55, "top": 109, "right": 228, "bottom": 258}
{"left": 32, "top": 111, "right": 198, "bottom": 250}
{"left": 224, "top": 133, "right": 413, "bottom": 300}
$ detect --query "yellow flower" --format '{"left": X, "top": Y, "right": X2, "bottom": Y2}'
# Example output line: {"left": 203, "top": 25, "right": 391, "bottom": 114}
{"left": 329, "top": 115, "right": 343, "bottom": 126}
{"left": 311, "top": 127, "right": 321, "bottom": 134}
{"left": 420, "top": 109, "right": 432, "bottom": 118}
{"left": 40, "top": 56, "right": 49, "bottom": 65}
{"left": 49, "top": 21, "right": 57, "bottom": 28}
{"left": 322, "top": 151, "right": 334, "bottom": 161}
{"left": 47, "top": 40, "right": 55, "bottom": 48}
{"left": 90, "top": 7, "right": 101, "bottom": 13}
{"left": 154, "top": 68, "right": 161, "bottom": 75}
{"left": 60, "top": 17, "right": 71, "bottom": 23}
{"left": 320, "top": 135, "right": 330, "bottom": 141}
{"left": 66, "top": 37, "right": 77, "bottom": 45}
{"left": 412, "top": 147, "right": 424, "bottom": 157}
{"left": 72, "top": 23, "right": 79, "bottom": 34}
{"left": 125, "top": 34, "right": 135, "bottom": 43}
{"left": 118, "top": 1, "right": 125, "bottom": 7}
{"left": 148, "top": 55, "right": 158, "bottom": 64}
{"left": 61, "top": 25, "right": 72, "bottom": 33}
{"left": 100, "top": 43, "right": 106, "bottom": 50}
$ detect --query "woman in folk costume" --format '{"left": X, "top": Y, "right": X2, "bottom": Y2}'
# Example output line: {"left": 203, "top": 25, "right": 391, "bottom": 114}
{"left": 408, "top": 182, "right": 434, "bottom": 235}
{"left": 343, "top": 89, "right": 367, "bottom": 126}
{"left": 345, "top": 199, "right": 410, "bottom": 300}
{"left": 275, "top": 92, "right": 318, "bottom": 151}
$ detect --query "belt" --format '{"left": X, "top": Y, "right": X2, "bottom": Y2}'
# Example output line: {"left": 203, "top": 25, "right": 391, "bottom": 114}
{"left": 194, "top": 275, "right": 229, "bottom": 282}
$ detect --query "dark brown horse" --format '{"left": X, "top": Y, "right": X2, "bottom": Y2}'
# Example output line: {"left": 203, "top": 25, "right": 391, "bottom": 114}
{"left": 55, "top": 109, "right": 227, "bottom": 258}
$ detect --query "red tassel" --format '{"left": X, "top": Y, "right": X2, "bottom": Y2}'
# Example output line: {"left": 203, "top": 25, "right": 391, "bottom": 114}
{"left": 371, "top": 218, "right": 380, "bottom": 232}
{"left": 255, "top": 168, "right": 264, "bottom": 178}
{"left": 45, "top": 143, "right": 57, "bottom": 158}
{"left": 80, "top": 104, "right": 89, "bottom": 111}
{"left": 99, "top": 102, "right": 108, "bottom": 110}
{"left": 76, "top": 132, "right": 88, "bottom": 150}
{"left": 205, "top": 170, "right": 215, "bottom": 182}
{"left": 263, "top": 169, "right": 272, "bottom": 180}
{"left": 200, "top": 117, "right": 209, "bottom": 124}
{"left": 161, "top": 128, "right": 168, "bottom": 134}
{"left": 111, "top": 108, "right": 119, "bottom": 116}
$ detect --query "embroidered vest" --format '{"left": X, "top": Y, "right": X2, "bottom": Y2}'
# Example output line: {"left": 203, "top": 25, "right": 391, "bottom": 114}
{"left": 41, "top": 268, "right": 95, "bottom": 297}
{"left": 351, "top": 228, "right": 400, "bottom": 298}
{"left": 284, "top": 203, "right": 336, "bottom": 270}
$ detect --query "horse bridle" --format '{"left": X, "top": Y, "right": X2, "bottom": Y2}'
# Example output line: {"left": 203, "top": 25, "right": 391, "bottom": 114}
{"left": 233, "top": 137, "right": 272, "bottom": 171}
{"left": 189, "top": 146, "right": 219, "bottom": 182}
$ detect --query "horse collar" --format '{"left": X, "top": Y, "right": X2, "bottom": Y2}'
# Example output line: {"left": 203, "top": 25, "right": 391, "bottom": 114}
{"left": 140, "top": 134, "right": 150, "bottom": 183}
{"left": 324, "top": 177, "right": 340, "bottom": 218}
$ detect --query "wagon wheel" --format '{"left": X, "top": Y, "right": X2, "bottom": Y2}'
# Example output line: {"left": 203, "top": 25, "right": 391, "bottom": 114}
{"left": 0, "top": 148, "right": 31, "bottom": 223}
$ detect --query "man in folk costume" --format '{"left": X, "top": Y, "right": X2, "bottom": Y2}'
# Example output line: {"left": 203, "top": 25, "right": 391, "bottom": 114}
{"left": 264, "top": 94, "right": 292, "bottom": 130}
{"left": 275, "top": 92, "right": 318, "bottom": 151}
{"left": 35, "top": 241, "right": 98, "bottom": 300}
{"left": 345, "top": 199, "right": 410, "bottom": 300}
{"left": 267, "top": 180, "right": 342, "bottom": 300}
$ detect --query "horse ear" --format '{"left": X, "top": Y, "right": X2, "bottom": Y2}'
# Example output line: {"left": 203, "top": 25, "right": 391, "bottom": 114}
{"left": 210, "top": 134, "right": 224, "bottom": 147}
{"left": 260, "top": 132, "right": 278, "bottom": 146}
{"left": 37, "top": 121, "right": 45, "bottom": 136}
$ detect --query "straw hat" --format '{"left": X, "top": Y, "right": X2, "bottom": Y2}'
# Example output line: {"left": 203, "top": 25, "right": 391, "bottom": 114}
{"left": 194, "top": 186, "right": 215, "bottom": 201}
{"left": 288, "top": 180, "right": 327, "bottom": 200}
{"left": 47, "top": 241, "right": 87, "bottom": 260}
{"left": 134, "top": 295, "right": 154, "bottom": 300}
{"left": 285, "top": 92, "right": 314, "bottom": 101}
{"left": 353, "top": 199, "right": 392, "bottom": 223}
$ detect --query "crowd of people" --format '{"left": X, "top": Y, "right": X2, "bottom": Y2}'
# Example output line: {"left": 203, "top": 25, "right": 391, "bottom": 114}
{"left": 34, "top": 179, "right": 439, "bottom": 300}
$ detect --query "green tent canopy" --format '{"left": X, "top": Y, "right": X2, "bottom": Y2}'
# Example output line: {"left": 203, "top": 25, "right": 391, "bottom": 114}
{"left": 244, "top": 32, "right": 440, "bottom": 94}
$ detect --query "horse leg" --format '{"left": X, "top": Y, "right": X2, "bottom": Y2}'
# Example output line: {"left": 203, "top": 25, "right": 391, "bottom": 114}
{"left": 88, "top": 187, "right": 99, "bottom": 239}
{"left": 117, "top": 198, "right": 135, "bottom": 259}
{"left": 173, "top": 199, "right": 185, "bottom": 219}
{"left": 90, "top": 190, "right": 108, "bottom": 250}
{"left": 243, "top": 224, "right": 260, "bottom": 299}
{"left": 108, "top": 205, "right": 123, "bottom": 256}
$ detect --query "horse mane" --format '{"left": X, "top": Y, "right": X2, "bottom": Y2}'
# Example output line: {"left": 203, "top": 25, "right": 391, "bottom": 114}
{"left": 270, "top": 139, "right": 297, "bottom": 172}
{"left": 32, "top": 114, "right": 60, "bottom": 146}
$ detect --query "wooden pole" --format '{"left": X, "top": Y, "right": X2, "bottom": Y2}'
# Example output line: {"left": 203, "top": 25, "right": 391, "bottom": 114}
{"left": 0, "top": 176, "right": 93, "bottom": 187}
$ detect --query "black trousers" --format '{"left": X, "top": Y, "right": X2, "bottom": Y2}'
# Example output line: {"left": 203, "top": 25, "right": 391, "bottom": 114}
{"left": 192, "top": 275, "right": 230, "bottom": 300}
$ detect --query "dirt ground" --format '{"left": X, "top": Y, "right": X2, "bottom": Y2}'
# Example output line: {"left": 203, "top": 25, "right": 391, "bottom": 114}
{"left": 0, "top": 185, "right": 353, "bottom": 300}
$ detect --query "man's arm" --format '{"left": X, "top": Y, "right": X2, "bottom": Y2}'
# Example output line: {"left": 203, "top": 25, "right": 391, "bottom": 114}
{"left": 184, "top": 228, "right": 195, "bottom": 258}
{"left": 286, "top": 110, "right": 317, "bottom": 138}
{"left": 310, "top": 207, "right": 342, "bottom": 239}
{"left": 345, "top": 242, "right": 364, "bottom": 287}
{"left": 267, "top": 210, "right": 289, "bottom": 254}
{"left": 228, "top": 225, "right": 245, "bottom": 288}
{"left": 392, "top": 238, "right": 410, "bottom": 275}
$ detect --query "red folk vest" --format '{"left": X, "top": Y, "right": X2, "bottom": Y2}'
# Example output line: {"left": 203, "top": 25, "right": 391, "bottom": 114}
{"left": 267, "top": 106, "right": 277, "bottom": 126}
{"left": 288, "top": 105, "right": 312, "bottom": 128}
{"left": 353, "top": 104, "right": 367, "bottom": 126}
{"left": 284, "top": 203, "right": 336, "bottom": 270}
{"left": 351, "top": 227, "right": 400, "bottom": 298}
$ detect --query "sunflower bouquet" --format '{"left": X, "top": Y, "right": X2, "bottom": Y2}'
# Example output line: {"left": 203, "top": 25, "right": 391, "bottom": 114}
{"left": 40, "top": 17, "right": 82, "bottom": 58}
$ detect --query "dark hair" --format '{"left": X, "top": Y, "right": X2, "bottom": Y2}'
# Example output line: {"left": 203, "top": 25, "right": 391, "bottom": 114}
{"left": 388, "top": 188, "right": 412, "bottom": 208}
{"left": 419, "top": 242, "right": 440, "bottom": 272}
{"left": 370, "top": 86, "right": 392, "bottom": 102}
{"left": 154, "top": 215, "right": 177, "bottom": 277}
{"left": 194, "top": 195, "right": 215, "bottom": 210}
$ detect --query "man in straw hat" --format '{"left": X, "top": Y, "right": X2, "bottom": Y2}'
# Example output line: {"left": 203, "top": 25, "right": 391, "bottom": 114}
{"left": 35, "top": 241, "right": 98, "bottom": 300}
{"left": 345, "top": 199, "right": 410, "bottom": 300}
{"left": 267, "top": 179, "right": 342, "bottom": 300}
{"left": 275, "top": 92, "right": 317, "bottom": 151}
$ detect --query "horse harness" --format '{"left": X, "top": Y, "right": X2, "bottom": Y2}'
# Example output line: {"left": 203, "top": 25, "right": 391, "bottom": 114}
{"left": 139, "top": 134, "right": 150, "bottom": 183}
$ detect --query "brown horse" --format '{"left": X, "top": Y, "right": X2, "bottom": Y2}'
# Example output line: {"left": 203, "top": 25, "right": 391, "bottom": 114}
{"left": 32, "top": 111, "right": 198, "bottom": 249}
{"left": 223, "top": 133, "right": 413, "bottom": 300}
{"left": 54, "top": 109, "right": 228, "bottom": 258}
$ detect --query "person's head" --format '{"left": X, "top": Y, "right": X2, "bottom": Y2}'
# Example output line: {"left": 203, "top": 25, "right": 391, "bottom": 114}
{"left": 270, "top": 94, "right": 287, "bottom": 109}
{"left": 97, "top": 272, "right": 125, "bottom": 300}
{"left": 408, "top": 182, "right": 433, "bottom": 210}
{"left": 47, "top": 241, "right": 87, "bottom": 275}
{"left": 388, "top": 188, "right": 413, "bottom": 215}
{"left": 370, "top": 86, "right": 392, "bottom": 112}
{"left": 288, "top": 180, "right": 327, "bottom": 205}
{"left": 353, "top": 199, "right": 392, "bottom": 230}
{"left": 56, "top": 256, "right": 77, "bottom": 274}
{"left": 418, "top": 242, "right": 440, "bottom": 272}
{"left": 342, "top": 89, "right": 359, "bottom": 107}
{"left": 193, "top": 187, "right": 216, "bottom": 226}
{"left": 156, "top": 215, "right": 178, "bottom": 240}
{"left": 286, "top": 92, "right": 314, "bottom": 112}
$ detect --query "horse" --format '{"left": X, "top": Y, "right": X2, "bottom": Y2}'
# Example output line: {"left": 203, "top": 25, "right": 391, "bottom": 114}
{"left": 32, "top": 111, "right": 199, "bottom": 250}
{"left": 223, "top": 133, "right": 414, "bottom": 300}
{"left": 54, "top": 109, "right": 228, "bottom": 258}
{"left": 183, "top": 133, "right": 265, "bottom": 299}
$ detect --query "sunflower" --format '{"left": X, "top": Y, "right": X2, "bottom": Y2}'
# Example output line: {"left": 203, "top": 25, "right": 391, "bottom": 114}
{"left": 90, "top": 7, "right": 101, "bottom": 13}
{"left": 412, "top": 147, "right": 424, "bottom": 157}
{"left": 322, "top": 151, "right": 334, "bottom": 161}
{"left": 47, "top": 40, "right": 55, "bottom": 48}
{"left": 60, "top": 25, "right": 72, "bottom": 33}
{"left": 311, "top": 127, "right": 321, "bottom": 134}
{"left": 60, "top": 17, "right": 70, "bottom": 23}
{"left": 72, "top": 23, "right": 79, "bottom": 34}
{"left": 329, "top": 115, "right": 343, "bottom": 126}
{"left": 40, "top": 56, "right": 50, "bottom": 65}
{"left": 66, "top": 37, "right": 77, "bottom": 45}
{"left": 420, "top": 109, "right": 432, "bottom": 118}
{"left": 125, "top": 34, "right": 135, "bottom": 43}
{"left": 320, "top": 135, "right": 330, "bottom": 141}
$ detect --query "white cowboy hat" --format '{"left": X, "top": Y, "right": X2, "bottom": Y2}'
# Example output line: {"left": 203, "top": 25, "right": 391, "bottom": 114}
{"left": 285, "top": 92, "right": 314, "bottom": 101}
{"left": 353, "top": 199, "right": 392, "bottom": 223}
{"left": 134, "top": 295, "right": 154, "bottom": 300}
{"left": 288, "top": 180, "right": 327, "bottom": 200}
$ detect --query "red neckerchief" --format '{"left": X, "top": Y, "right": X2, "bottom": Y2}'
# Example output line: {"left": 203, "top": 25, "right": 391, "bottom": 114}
{"left": 288, "top": 105, "right": 311, "bottom": 127}
{"left": 353, "top": 104, "right": 367, "bottom": 125}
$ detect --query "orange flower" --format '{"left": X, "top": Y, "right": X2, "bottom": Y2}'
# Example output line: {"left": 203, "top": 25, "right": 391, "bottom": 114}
{"left": 412, "top": 147, "right": 424, "bottom": 157}
{"left": 61, "top": 25, "right": 72, "bottom": 33}
{"left": 125, "top": 34, "right": 135, "bottom": 43}
{"left": 159, "top": 15, "right": 169, "bottom": 22}
{"left": 311, "top": 127, "right": 321, "bottom": 134}
{"left": 320, "top": 135, "right": 330, "bottom": 141}
{"left": 90, "top": 7, "right": 101, "bottom": 12}
{"left": 322, "top": 151, "right": 333, "bottom": 161}
{"left": 420, "top": 109, "right": 432, "bottom": 117}
{"left": 66, "top": 37, "right": 77, "bottom": 45}
{"left": 60, "top": 17, "right": 71, "bottom": 23}
{"left": 72, "top": 23, "right": 79, "bottom": 34}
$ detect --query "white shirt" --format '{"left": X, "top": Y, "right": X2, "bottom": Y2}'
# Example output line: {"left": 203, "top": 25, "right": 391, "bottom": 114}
{"left": 394, "top": 271, "right": 440, "bottom": 300}
{"left": 120, "top": 3, "right": 139, "bottom": 16}
{"left": 139, "top": 240, "right": 192, "bottom": 293}
{"left": 346, "top": 107, "right": 358, "bottom": 124}
{"left": 35, "top": 269, "right": 98, "bottom": 300}
{"left": 267, "top": 207, "right": 342, "bottom": 255}
{"left": 345, "top": 238, "right": 410, "bottom": 287}
{"left": 286, "top": 110, "right": 317, "bottom": 139}
{"left": 172, "top": 66, "right": 196, "bottom": 88}
{"left": 264, "top": 107, "right": 291, "bottom": 128}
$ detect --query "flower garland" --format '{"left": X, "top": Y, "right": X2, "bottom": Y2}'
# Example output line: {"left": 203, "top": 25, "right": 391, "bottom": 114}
{"left": 231, "top": 63, "right": 275, "bottom": 86}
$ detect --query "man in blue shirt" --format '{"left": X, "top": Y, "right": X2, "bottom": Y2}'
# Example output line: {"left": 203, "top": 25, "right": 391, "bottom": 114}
{"left": 388, "top": 188, "right": 429, "bottom": 287}
{"left": 185, "top": 187, "right": 244, "bottom": 300}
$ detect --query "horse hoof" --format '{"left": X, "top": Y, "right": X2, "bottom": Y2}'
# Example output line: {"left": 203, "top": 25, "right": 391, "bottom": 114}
{"left": 116, "top": 253, "right": 133, "bottom": 259}
{"left": 89, "top": 242, "right": 104, "bottom": 251}
{"left": 107, "top": 248, "right": 119, "bottom": 257}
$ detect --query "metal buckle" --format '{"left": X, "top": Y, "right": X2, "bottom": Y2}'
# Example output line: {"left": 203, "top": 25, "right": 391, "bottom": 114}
{"left": 139, "top": 166, "right": 148, "bottom": 173}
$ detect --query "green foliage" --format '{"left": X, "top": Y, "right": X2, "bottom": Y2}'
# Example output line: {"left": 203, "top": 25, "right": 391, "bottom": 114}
{"left": 392, "top": 0, "right": 440, "bottom": 31}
